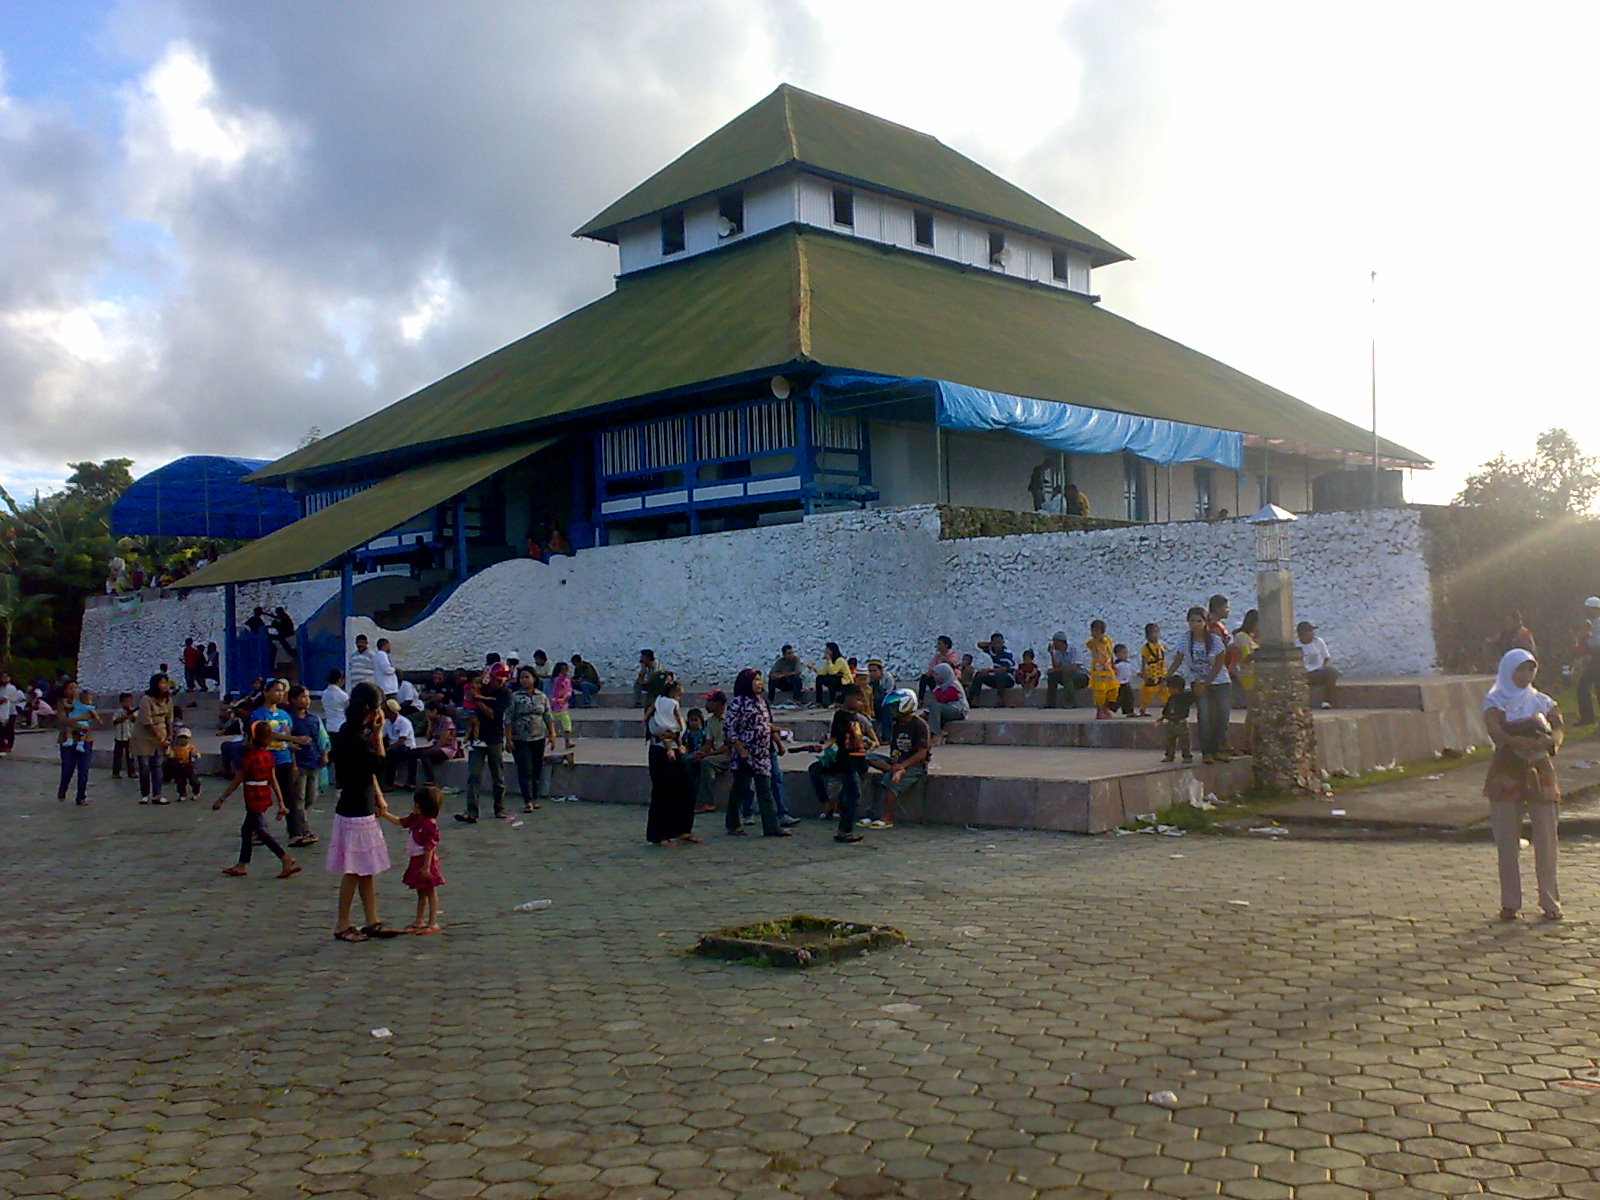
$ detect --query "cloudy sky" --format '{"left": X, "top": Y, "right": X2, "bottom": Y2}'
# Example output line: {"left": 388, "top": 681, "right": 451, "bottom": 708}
{"left": 2, "top": 0, "right": 1596, "bottom": 505}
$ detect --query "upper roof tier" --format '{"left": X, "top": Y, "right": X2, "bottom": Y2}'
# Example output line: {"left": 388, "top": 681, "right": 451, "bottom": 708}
{"left": 575, "top": 84, "right": 1132, "bottom": 268}
{"left": 250, "top": 227, "right": 1426, "bottom": 485}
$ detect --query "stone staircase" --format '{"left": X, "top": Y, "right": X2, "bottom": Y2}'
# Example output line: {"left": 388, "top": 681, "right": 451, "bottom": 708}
{"left": 39, "top": 677, "right": 1491, "bottom": 835}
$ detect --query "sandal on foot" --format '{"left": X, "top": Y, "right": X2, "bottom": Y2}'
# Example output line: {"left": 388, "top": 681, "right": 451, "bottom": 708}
{"left": 360, "top": 923, "right": 402, "bottom": 939}
{"left": 1542, "top": 909, "right": 1565, "bottom": 921}
{"left": 276, "top": 863, "right": 302, "bottom": 879}
{"left": 402, "top": 923, "right": 428, "bottom": 934}
{"left": 677, "top": 834, "right": 703, "bottom": 844}
{"left": 418, "top": 925, "right": 442, "bottom": 935}
{"left": 221, "top": 866, "right": 248, "bottom": 877}
{"left": 333, "top": 927, "right": 368, "bottom": 942}
{"left": 835, "top": 833, "right": 864, "bottom": 843}
{"left": 1498, "top": 908, "right": 1519, "bottom": 921}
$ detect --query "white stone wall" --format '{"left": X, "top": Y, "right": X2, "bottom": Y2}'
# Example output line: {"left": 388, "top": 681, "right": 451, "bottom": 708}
{"left": 347, "top": 505, "right": 1437, "bottom": 688}
{"left": 75, "top": 579, "right": 340, "bottom": 697}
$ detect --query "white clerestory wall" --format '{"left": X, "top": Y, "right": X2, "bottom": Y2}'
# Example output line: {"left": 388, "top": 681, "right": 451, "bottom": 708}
{"left": 614, "top": 168, "right": 1094, "bottom": 293}
{"left": 344, "top": 506, "right": 1438, "bottom": 689}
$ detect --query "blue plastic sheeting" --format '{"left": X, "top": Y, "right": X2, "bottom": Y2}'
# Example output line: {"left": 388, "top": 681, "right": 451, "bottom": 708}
{"left": 816, "top": 371, "right": 1243, "bottom": 470}
{"left": 111, "top": 456, "right": 300, "bottom": 540}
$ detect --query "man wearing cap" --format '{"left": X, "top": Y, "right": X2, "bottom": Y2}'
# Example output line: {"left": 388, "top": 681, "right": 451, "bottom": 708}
{"left": 768, "top": 645, "right": 805, "bottom": 708}
{"left": 458, "top": 662, "right": 512, "bottom": 823}
{"left": 382, "top": 699, "right": 418, "bottom": 788}
{"left": 691, "top": 690, "right": 731, "bottom": 812}
{"left": 1297, "top": 621, "right": 1339, "bottom": 709}
{"left": 1577, "top": 597, "right": 1600, "bottom": 725}
{"left": 1045, "top": 631, "right": 1087, "bottom": 709}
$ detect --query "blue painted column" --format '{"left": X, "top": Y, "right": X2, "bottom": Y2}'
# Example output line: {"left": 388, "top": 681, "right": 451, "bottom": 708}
{"left": 223, "top": 583, "right": 237, "bottom": 695}
{"left": 797, "top": 390, "right": 816, "bottom": 516}
{"left": 340, "top": 559, "right": 354, "bottom": 676}
{"left": 454, "top": 498, "right": 468, "bottom": 581}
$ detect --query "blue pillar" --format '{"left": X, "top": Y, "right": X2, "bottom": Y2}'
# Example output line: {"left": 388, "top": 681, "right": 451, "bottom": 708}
{"left": 454, "top": 498, "right": 468, "bottom": 581}
{"left": 223, "top": 583, "right": 237, "bottom": 695}
{"left": 340, "top": 560, "right": 354, "bottom": 676}
{"left": 797, "top": 390, "right": 816, "bottom": 516}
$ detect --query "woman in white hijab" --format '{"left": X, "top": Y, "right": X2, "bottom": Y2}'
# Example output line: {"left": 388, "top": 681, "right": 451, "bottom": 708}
{"left": 1483, "top": 648, "right": 1564, "bottom": 921}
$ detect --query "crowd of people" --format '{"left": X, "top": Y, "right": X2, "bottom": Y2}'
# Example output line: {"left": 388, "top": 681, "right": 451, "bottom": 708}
{"left": 21, "top": 590, "right": 1600, "bottom": 931}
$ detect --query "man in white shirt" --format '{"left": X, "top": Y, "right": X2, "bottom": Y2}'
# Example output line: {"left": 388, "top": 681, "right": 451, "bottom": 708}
{"left": 383, "top": 698, "right": 418, "bottom": 787}
{"left": 0, "top": 670, "right": 24, "bottom": 756}
{"left": 321, "top": 669, "right": 350, "bottom": 734}
{"left": 373, "top": 637, "right": 400, "bottom": 698}
{"left": 347, "top": 634, "right": 377, "bottom": 691}
{"left": 1297, "top": 621, "right": 1339, "bottom": 709}
{"left": 396, "top": 677, "right": 420, "bottom": 716}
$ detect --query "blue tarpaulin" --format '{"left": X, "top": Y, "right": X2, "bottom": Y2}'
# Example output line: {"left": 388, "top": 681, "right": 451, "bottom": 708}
{"left": 111, "top": 456, "right": 300, "bottom": 540}
{"left": 816, "top": 371, "right": 1243, "bottom": 470}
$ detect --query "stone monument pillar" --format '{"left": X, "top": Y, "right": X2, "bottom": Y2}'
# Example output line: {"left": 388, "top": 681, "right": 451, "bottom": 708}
{"left": 1247, "top": 505, "right": 1320, "bottom": 794}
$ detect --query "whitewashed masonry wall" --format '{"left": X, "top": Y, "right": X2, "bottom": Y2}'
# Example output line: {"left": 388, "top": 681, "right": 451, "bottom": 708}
{"left": 343, "top": 506, "right": 1437, "bottom": 688}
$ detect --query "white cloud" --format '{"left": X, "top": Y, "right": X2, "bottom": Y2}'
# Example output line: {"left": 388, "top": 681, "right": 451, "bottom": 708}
{"left": 121, "top": 39, "right": 295, "bottom": 216}
{"left": 3, "top": 0, "right": 1600, "bottom": 512}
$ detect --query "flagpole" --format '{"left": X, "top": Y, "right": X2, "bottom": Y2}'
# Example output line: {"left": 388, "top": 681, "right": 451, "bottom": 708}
{"left": 1370, "top": 269, "right": 1379, "bottom": 508}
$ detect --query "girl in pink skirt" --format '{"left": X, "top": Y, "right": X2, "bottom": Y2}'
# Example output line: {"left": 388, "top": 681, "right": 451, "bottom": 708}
{"left": 326, "top": 682, "right": 401, "bottom": 942}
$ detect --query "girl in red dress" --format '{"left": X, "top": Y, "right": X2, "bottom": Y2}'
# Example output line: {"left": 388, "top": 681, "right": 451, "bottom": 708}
{"left": 381, "top": 784, "right": 445, "bottom": 933}
{"left": 213, "top": 721, "right": 301, "bottom": 879}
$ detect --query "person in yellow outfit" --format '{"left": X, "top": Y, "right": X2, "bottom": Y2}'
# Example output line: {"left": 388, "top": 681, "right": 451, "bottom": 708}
{"left": 1086, "top": 620, "right": 1117, "bottom": 719}
{"left": 808, "top": 642, "right": 854, "bottom": 708}
{"left": 1139, "top": 623, "right": 1169, "bottom": 716}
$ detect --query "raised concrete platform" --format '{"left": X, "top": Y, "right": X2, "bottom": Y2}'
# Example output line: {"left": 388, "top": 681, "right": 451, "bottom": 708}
{"left": 15, "top": 674, "right": 1494, "bottom": 834}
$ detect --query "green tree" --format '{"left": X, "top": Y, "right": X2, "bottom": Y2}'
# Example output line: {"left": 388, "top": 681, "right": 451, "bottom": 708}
{"left": 0, "top": 457, "right": 134, "bottom": 673}
{"left": 1455, "top": 428, "right": 1600, "bottom": 519}
{"left": 63, "top": 459, "right": 134, "bottom": 506}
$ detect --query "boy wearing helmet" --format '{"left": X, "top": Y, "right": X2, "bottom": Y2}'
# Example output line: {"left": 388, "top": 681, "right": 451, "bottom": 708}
{"left": 862, "top": 689, "right": 930, "bottom": 829}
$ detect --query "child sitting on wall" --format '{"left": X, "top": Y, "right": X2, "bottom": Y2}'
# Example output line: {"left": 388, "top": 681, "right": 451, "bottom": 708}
{"left": 1014, "top": 649, "right": 1041, "bottom": 691}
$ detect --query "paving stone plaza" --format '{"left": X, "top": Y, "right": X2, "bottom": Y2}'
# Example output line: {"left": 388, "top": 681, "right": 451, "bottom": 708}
{"left": 5, "top": 756, "right": 1600, "bottom": 1200}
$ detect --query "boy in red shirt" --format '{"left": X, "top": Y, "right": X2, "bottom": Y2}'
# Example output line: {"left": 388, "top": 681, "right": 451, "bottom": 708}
{"left": 213, "top": 721, "right": 301, "bottom": 878}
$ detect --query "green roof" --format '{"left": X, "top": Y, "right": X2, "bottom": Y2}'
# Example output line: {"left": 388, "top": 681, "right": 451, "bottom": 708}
{"left": 179, "top": 441, "right": 549, "bottom": 588}
{"left": 575, "top": 84, "right": 1131, "bottom": 267}
{"left": 253, "top": 227, "right": 1426, "bottom": 484}
{"left": 799, "top": 234, "right": 1428, "bottom": 466}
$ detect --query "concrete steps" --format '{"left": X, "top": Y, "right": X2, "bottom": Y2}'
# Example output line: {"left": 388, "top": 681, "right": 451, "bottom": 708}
{"left": 22, "top": 673, "right": 1492, "bottom": 835}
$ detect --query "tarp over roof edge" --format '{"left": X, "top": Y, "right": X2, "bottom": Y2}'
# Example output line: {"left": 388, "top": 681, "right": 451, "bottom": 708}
{"left": 173, "top": 441, "right": 550, "bottom": 589}
{"left": 816, "top": 372, "right": 1244, "bottom": 469}
{"left": 111, "top": 456, "right": 300, "bottom": 540}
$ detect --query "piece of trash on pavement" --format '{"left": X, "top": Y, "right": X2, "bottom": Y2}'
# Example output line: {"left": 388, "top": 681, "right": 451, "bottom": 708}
{"left": 1420, "top": 773, "right": 1445, "bottom": 781}
{"left": 1227, "top": 900, "right": 1250, "bottom": 907}
{"left": 1569, "top": 760, "right": 1600, "bottom": 770}
{"left": 1150, "top": 1090, "right": 1179, "bottom": 1106}
{"left": 1330, "top": 809, "right": 1346, "bottom": 816}
{"left": 1248, "top": 826, "right": 1288, "bottom": 836}
{"left": 510, "top": 820, "right": 524, "bottom": 828}
{"left": 1520, "top": 838, "right": 1531, "bottom": 850}
{"left": 1170, "top": 853, "right": 1185, "bottom": 858}
{"left": 513, "top": 899, "right": 552, "bottom": 912}
{"left": 955, "top": 926, "right": 986, "bottom": 936}
{"left": 371, "top": 1028, "right": 392, "bottom": 1039}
